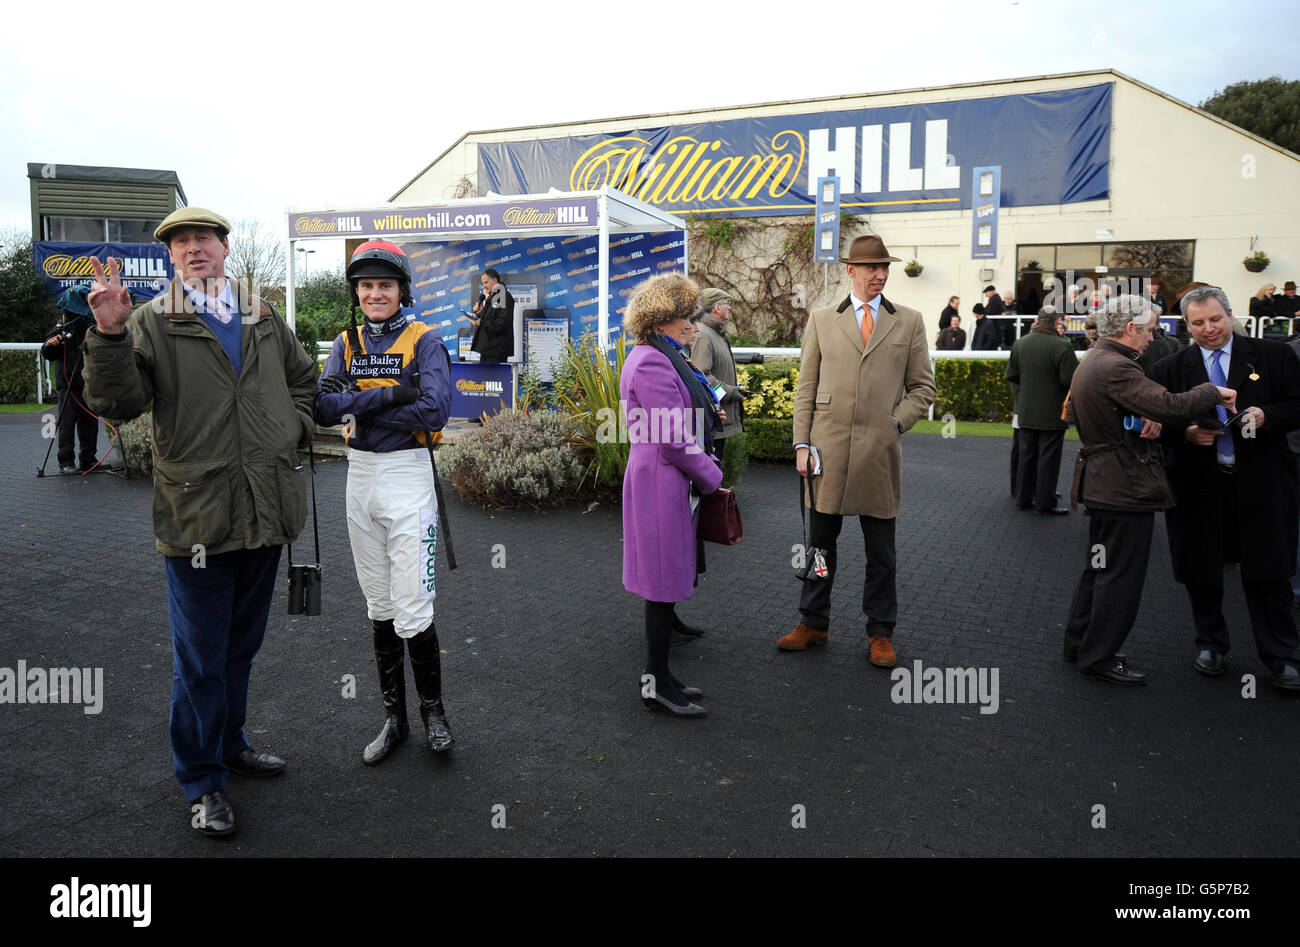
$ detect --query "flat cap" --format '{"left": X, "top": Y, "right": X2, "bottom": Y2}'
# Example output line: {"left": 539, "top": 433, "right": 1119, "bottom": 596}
{"left": 699, "top": 288, "right": 731, "bottom": 312}
{"left": 982, "top": 285, "right": 998, "bottom": 294}
{"left": 155, "top": 206, "right": 231, "bottom": 244}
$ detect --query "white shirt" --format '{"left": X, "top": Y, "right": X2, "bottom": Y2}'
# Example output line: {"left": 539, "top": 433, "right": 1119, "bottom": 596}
{"left": 850, "top": 291, "right": 881, "bottom": 333}
{"left": 183, "top": 279, "right": 238, "bottom": 324}
{"left": 1198, "top": 335, "right": 1233, "bottom": 381}
{"left": 1197, "top": 336, "right": 1235, "bottom": 464}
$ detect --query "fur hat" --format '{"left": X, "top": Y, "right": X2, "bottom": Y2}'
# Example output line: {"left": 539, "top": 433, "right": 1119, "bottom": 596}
{"left": 624, "top": 273, "right": 700, "bottom": 338}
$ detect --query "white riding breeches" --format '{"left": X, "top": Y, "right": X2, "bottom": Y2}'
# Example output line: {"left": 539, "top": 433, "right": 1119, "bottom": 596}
{"left": 345, "top": 447, "right": 437, "bottom": 638}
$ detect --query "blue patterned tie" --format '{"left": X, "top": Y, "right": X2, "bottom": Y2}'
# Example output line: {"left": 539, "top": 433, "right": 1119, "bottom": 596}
{"left": 1209, "top": 349, "right": 1234, "bottom": 464}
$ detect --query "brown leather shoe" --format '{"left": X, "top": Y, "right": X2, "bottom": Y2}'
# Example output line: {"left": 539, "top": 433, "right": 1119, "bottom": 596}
{"left": 777, "top": 624, "right": 828, "bottom": 651}
{"left": 868, "top": 635, "right": 897, "bottom": 667}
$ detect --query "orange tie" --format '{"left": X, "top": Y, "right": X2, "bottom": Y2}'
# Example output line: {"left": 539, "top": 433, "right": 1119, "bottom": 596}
{"left": 860, "top": 304, "right": 873, "bottom": 349}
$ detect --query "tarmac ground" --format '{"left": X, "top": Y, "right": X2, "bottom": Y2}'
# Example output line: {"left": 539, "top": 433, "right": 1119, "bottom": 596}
{"left": 1, "top": 410, "right": 1296, "bottom": 858}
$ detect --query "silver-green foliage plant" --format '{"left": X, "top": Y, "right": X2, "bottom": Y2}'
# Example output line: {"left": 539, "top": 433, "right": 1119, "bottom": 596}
{"left": 115, "top": 412, "right": 154, "bottom": 477}
{"left": 440, "top": 409, "right": 586, "bottom": 509}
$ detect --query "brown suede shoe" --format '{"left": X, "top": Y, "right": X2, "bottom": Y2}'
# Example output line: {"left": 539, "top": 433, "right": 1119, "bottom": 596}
{"left": 777, "top": 624, "right": 828, "bottom": 651}
{"left": 868, "top": 635, "right": 897, "bottom": 667}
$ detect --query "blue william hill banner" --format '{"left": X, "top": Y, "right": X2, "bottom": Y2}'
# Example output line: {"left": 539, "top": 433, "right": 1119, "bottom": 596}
{"left": 400, "top": 231, "right": 686, "bottom": 352}
{"left": 479, "top": 84, "right": 1112, "bottom": 217}
{"left": 34, "top": 242, "right": 173, "bottom": 299}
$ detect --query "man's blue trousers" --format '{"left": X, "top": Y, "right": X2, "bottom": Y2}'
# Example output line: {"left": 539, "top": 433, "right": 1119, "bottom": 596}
{"left": 165, "top": 546, "right": 281, "bottom": 801}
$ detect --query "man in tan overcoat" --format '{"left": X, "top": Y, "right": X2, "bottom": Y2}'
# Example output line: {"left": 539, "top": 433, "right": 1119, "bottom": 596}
{"left": 778, "top": 235, "right": 936, "bottom": 667}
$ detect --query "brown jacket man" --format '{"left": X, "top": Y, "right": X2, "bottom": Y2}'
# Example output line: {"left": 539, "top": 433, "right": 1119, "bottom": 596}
{"left": 1063, "top": 295, "right": 1230, "bottom": 686}
{"left": 780, "top": 235, "right": 935, "bottom": 667}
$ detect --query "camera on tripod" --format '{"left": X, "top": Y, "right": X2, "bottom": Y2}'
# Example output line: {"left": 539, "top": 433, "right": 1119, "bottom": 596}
{"left": 286, "top": 563, "right": 321, "bottom": 615}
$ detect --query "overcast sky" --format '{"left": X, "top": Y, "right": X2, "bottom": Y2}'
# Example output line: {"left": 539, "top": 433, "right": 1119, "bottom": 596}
{"left": 3, "top": 0, "right": 1295, "bottom": 271}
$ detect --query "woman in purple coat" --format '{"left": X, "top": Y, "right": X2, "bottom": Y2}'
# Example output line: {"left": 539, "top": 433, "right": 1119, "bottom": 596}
{"left": 621, "top": 274, "right": 724, "bottom": 717}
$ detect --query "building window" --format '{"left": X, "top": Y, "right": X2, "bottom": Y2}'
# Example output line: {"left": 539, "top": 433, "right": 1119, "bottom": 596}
{"left": 107, "top": 219, "right": 164, "bottom": 243}
{"left": 44, "top": 216, "right": 166, "bottom": 243}
{"left": 1016, "top": 240, "right": 1196, "bottom": 311}
{"left": 44, "top": 216, "right": 106, "bottom": 241}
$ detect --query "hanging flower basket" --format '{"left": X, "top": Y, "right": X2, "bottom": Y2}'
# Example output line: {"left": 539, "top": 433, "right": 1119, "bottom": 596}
{"left": 904, "top": 260, "right": 923, "bottom": 278}
{"left": 1243, "top": 251, "right": 1269, "bottom": 273}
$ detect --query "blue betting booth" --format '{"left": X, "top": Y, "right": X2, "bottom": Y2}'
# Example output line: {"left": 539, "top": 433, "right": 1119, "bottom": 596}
{"left": 285, "top": 188, "right": 688, "bottom": 418}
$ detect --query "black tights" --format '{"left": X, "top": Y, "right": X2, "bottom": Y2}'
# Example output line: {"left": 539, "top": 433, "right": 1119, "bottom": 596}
{"left": 644, "top": 600, "right": 688, "bottom": 704}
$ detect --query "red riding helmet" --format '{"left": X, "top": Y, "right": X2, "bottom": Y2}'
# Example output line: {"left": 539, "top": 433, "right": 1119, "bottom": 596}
{"left": 347, "top": 240, "right": 413, "bottom": 307}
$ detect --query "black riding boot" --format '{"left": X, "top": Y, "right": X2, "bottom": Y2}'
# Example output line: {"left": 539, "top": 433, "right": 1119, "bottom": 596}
{"left": 407, "top": 622, "right": 454, "bottom": 753}
{"left": 363, "top": 619, "right": 409, "bottom": 765}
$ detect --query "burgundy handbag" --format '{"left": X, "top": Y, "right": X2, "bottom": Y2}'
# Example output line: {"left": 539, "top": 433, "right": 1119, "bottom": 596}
{"left": 699, "top": 488, "right": 743, "bottom": 545}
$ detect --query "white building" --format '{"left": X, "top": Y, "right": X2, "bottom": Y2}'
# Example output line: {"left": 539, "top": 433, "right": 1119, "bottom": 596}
{"left": 393, "top": 69, "right": 1300, "bottom": 332}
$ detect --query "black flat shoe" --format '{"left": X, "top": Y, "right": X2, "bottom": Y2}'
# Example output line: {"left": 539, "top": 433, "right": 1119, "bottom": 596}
{"left": 1036, "top": 507, "right": 1070, "bottom": 516}
{"left": 192, "top": 790, "right": 236, "bottom": 837}
{"left": 1080, "top": 657, "right": 1146, "bottom": 685}
{"left": 1271, "top": 664, "right": 1300, "bottom": 692}
{"left": 1194, "top": 649, "right": 1225, "bottom": 677}
{"left": 224, "top": 748, "right": 285, "bottom": 776}
{"left": 641, "top": 693, "right": 706, "bottom": 717}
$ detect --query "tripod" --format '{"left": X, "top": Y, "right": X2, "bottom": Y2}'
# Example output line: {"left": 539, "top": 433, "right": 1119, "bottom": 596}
{"left": 36, "top": 320, "right": 126, "bottom": 480}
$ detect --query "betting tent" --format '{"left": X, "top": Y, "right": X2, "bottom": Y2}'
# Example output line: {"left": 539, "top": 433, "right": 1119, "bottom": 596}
{"left": 285, "top": 187, "right": 688, "bottom": 353}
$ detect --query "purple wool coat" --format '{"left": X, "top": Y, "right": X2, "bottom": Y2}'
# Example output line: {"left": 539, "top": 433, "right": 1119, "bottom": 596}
{"left": 621, "top": 343, "right": 724, "bottom": 603}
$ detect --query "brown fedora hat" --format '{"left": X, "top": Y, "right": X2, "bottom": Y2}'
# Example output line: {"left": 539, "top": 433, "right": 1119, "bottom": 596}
{"left": 839, "top": 234, "right": 901, "bottom": 264}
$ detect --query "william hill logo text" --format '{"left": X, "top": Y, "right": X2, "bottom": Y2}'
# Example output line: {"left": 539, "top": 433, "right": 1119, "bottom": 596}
{"left": 570, "top": 134, "right": 803, "bottom": 206}
{"left": 503, "top": 204, "right": 590, "bottom": 227}
{"left": 456, "top": 379, "right": 504, "bottom": 395}
{"left": 42, "top": 255, "right": 168, "bottom": 279}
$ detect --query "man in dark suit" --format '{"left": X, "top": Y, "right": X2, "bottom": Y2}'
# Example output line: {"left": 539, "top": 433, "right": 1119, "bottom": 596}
{"left": 1150, "top": 285, "right": 1300, "bottom": 691}
{"left": 971, "top": 303, "right": 1001, "bottom": 351}
{"left": 982, "top": 285, "right": 1006, "bottom": 348}
{"left": 1274, "top": 281, "right": 1300, "bottom": 319}
{"left": 1007, "top": 306, "right": 1076, "bottom": 514}
{"left": 470, "top": 267, "right": 514, "bottom": 363}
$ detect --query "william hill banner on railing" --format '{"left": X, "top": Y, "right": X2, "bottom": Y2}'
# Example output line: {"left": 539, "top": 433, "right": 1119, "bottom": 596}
{"left": 34, "top": 242, "right": 174, "bottom": 299}
{"left": 288, "top": 197, "right": 599, "bottom": 239}
{"left": 477, "top": 84, "right": 1112, "bottom": 217}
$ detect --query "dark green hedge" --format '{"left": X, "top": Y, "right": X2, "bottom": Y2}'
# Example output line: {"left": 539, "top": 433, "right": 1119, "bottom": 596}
{"left": 746, "top": 417, "right": 795, "bottom": 462}
{"left": 735, "top": 356, "right": 1015, "bottom": 462}
{"left": 933, "top": 359, "right": 1014, "bottom": 421}
{"left": 0, "top": 351, "right": 39, "bottom": 403}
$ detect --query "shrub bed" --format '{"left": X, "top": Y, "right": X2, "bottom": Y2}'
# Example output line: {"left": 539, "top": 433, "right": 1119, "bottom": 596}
{"left": 440, "top": 409, "right": 586, "bottom": 509}
{"left": 115, "top": 412, "right": 154, "bottom": 477}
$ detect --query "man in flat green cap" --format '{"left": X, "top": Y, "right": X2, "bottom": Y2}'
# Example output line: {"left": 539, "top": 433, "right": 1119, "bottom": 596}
{"left": 691, "top": 288, "right": 745, "bottom": 450}
{"left": 81, "top": 207, "right": 317, "bottom": 839}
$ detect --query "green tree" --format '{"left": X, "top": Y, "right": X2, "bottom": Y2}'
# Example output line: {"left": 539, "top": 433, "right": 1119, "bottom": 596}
{"left": 1199, "top": 76, "right": 1300, "bottom": 154}
{"left": 0, "top": 236, "right": 60, "bottom": 343}
{"left": 293, "top": 270, "right": 350, "bottom": 352}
